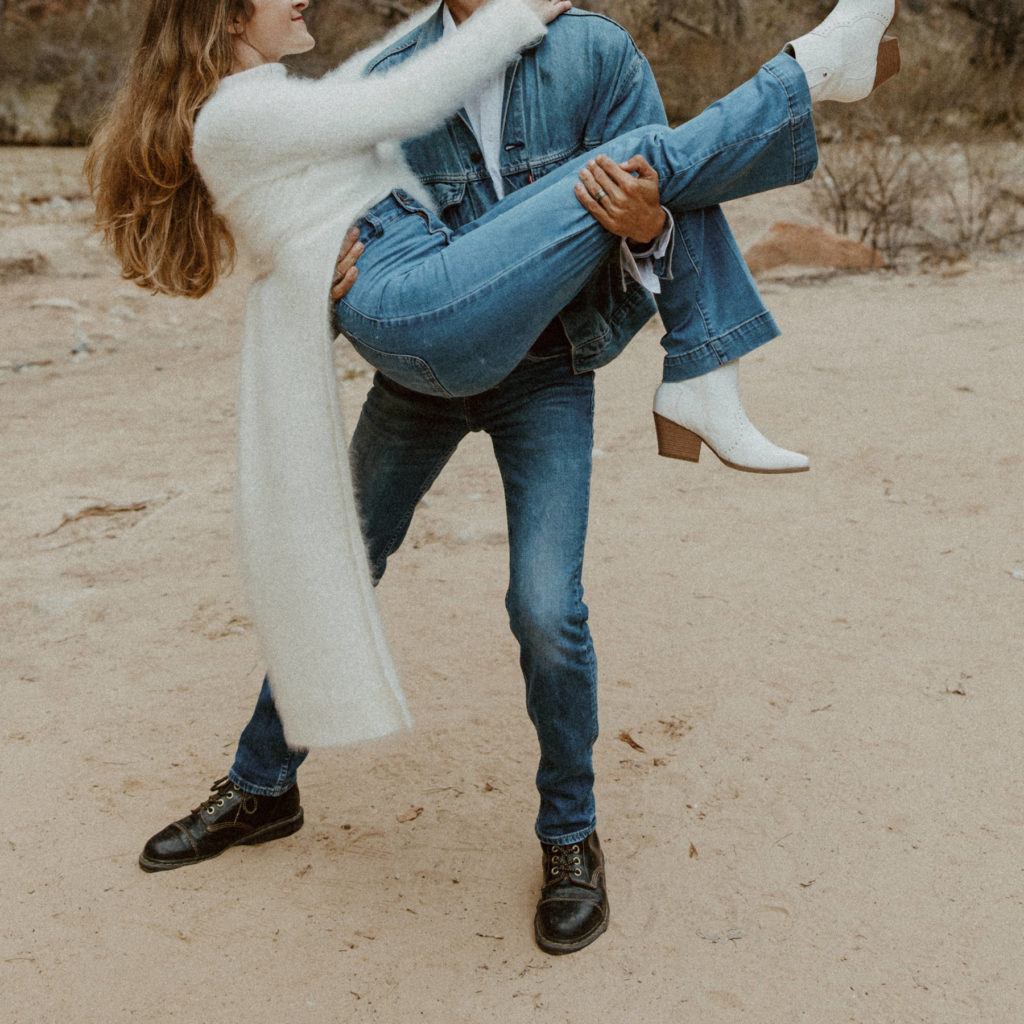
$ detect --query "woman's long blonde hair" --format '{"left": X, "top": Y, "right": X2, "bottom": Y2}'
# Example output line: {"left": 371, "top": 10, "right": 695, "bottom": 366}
{"left": 85, "top": 0, "right": 250, "bottom": 298}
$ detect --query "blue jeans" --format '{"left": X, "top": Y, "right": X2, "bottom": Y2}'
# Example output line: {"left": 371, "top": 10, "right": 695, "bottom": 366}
{"left": 335, "top": 56, "right": 816, "bottom": 397}
{"left": 231, "top": 341, "right": 600, "bottom": 845}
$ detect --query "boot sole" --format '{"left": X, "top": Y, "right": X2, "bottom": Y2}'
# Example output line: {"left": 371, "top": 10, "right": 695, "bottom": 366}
{"left": 138, "top": 807, "right": 305, "bottom": 872}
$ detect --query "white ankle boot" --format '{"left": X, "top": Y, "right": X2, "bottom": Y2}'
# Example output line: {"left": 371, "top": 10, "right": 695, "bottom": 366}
{"left": 653, "top": 362, "right": 809, "bottom": 474}
{"left": 787, "top": 0, "right": 901, "bottom": 103}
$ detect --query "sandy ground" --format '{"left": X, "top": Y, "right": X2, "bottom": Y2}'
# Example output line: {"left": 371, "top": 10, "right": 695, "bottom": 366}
{"left": 2, "top": 147, "right": 1023, "bottom": 1023}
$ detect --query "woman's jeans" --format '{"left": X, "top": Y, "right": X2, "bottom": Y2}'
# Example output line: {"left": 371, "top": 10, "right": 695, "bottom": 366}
{"left": 335, "top": 55, "right": 817, "bottom": 397}
{"left": 230, "top": 345, "right": 600, "bottom": 845}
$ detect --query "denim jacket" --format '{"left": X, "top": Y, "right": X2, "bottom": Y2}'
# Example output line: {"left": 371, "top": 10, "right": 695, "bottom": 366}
{"left": 366, "top": 6, "right": 668, "bottom": 375}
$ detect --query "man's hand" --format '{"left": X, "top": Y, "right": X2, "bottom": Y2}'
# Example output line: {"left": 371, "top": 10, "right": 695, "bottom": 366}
{"left": 575, "top": 154, "right": 667, "bottom": 246}
{"left": 330, "top": 227, "right": 363, "bottom": 302}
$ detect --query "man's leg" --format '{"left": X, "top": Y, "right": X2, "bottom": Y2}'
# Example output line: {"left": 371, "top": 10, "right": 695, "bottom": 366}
{"left": 475, "top": 342, "right": 608, "bottom": 954}
{"left": 139, "top": 372, "right": 470, "bottom": 872}
{"left": 348, "top": 372, "right": 471, "bottom": 580}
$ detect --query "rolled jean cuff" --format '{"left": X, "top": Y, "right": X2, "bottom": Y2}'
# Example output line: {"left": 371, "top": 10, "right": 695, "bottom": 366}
{"left": 536, "top": 823, "right": 597, "bottom": 846}
{"left": 661, "top": 308, "right": 780, "bottom": 382}
{"left": 227, "top": 768, "right": 298, "bottom": 798}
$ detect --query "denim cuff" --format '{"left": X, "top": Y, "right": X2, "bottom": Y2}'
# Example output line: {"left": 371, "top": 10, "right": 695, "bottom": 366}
{"left": 661, "top": 309, "right": 781, "bottom": 382}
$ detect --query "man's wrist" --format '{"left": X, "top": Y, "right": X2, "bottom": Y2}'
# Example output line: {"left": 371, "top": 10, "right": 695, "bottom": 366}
{"left": 627, "top": 206, "right": 671, "bottom": 252}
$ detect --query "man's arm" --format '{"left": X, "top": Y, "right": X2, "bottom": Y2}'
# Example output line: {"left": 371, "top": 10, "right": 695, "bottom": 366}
{"left": 571, "top": 21, "right": 671, "bottom": 252}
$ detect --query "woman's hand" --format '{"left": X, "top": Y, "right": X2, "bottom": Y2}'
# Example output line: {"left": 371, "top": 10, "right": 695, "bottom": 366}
{"left": 522, "top": 0, "right": 572, "bottom": 26}
{"left": 330, "top": 227, "right": 363, "bottom": 302}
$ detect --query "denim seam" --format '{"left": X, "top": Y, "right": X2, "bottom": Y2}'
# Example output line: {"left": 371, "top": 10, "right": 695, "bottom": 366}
{"left": 338, "top": 308, "right": 455, "bottom": 397}
{"left": 761, "top": 55, "right": 817, "bottom": 183}
{"left": 675, "top": 214, "right": 716, "bottom": 348}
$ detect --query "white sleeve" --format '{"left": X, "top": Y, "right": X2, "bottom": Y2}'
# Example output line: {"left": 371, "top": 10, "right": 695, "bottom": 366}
{"left": 619, "top": 208, "right": 674, "bottom": 294}
{"left": 200, "top": 0, "right": 545, "bottom": 163}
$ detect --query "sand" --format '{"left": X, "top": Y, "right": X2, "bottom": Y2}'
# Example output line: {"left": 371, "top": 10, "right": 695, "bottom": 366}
{"left": 2, "top": 147, "right": 1023, "bottom": 1022}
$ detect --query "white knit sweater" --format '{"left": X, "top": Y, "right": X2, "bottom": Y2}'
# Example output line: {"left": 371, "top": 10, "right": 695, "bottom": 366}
{"left": 192, "top": 0, "right": 547, "bottom": 747}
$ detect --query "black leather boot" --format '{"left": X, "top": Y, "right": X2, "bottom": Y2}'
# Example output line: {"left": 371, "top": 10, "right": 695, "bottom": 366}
{"left": 534, "top": 831, "right": 609, "bottom": 954}
{"left": 139, "top": 776, "right": 303, "bottom": 872}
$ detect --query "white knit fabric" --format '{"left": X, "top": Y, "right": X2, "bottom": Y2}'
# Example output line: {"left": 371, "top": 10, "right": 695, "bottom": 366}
{"left": 192, "top": 0, "right": 547, "bottom": 747}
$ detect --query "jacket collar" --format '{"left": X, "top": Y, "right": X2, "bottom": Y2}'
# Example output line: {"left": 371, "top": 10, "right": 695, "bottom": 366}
{"left": 414, "top": 2, "right": 445, "bottom": 51}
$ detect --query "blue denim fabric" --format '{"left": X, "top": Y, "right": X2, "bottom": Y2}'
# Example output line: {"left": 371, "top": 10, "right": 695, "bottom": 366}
{"left": 230, "top": 352, "right": 600, "bottom": 844}
{"left": 368, "top": 8, "right": 667, "bottom": 374}
{"left": 334, "top": 56, "right": 817, "bottom": 397}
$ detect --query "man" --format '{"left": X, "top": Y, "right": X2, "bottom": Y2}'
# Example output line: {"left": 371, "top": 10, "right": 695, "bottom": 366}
{"left": 139, "top": 0, "right": 760, "bottom": 955}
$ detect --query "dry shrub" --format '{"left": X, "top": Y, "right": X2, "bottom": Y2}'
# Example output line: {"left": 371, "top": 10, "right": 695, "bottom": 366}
{"left": 916, "top": 142, "right": 1024, "bottom": 255}
{"left": 811, "top": 138, "right": 1024, "bottom": 260}
{"left": 811, "top": 140, "right": 925, "bottom": 259}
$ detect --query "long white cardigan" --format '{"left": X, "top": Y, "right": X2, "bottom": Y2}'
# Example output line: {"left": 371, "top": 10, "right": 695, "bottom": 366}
{"left": 192, "top": 0, "right": 547, "bottom": 747}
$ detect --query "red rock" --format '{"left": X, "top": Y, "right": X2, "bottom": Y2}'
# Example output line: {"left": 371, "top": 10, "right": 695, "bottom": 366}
{"left": 743, "top": 221, "right": 885, "bottom": 276}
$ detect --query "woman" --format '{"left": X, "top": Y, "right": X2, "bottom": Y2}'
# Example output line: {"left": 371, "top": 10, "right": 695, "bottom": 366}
{"left": 86, "top": 0, "right": 899, "bottom": 747}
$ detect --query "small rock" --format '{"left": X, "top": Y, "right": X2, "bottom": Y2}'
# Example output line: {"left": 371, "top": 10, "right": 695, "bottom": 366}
{"left": 34, "top": 595, "right": 75, "bottom": 617}
{"left": 0, "top": 251, "right": 49, "bottom": 282}
{"left": 33, "top": 588, "right": 95, "bottom": 617}
{"left": 698, "top": 928, "right": 747, "bottom": 944}
{"left": 744, "top": 221, "right": 885, "bottom": 277}
{"left": 1011, "top": 570, "right": 1024, "bottom": 582}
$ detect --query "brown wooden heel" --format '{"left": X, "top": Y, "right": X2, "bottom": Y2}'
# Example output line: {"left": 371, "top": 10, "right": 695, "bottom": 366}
{"left": 653, "top": 412, "right": 702, "bottom": 463}
{"left": 873, "top": 35, "right": 901, "bottom": 92}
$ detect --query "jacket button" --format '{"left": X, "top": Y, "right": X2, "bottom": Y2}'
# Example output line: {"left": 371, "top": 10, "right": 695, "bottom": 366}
{"left": 470, "top": 151, "right": 483, "bottom": 164}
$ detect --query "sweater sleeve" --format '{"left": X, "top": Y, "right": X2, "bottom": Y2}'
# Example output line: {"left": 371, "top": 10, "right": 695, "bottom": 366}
{"left": 198, "top": 0, "right": 546, "bottom": 164}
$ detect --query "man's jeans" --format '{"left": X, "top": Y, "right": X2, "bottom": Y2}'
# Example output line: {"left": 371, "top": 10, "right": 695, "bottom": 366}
{"left": 336, "top": 55, "right": 817, "bottom": 398}
{"left": 231, "top": 344, "right": 600, "bottom": 845}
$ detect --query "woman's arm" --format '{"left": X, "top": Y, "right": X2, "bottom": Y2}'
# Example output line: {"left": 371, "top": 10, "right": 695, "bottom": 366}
{"left": 197, "top": 0, "right": 552, "bottom": 167}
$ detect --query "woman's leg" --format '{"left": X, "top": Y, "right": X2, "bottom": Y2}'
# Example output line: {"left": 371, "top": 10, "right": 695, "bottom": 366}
{"left": 336, "top": 54, "right": 816, "bottom": 399}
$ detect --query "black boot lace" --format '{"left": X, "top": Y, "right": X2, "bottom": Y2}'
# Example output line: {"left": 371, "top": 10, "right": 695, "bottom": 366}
{"left": 547, "top": 843, "right": 585, "bottom": 882}
{"left": 192, "top": 776, "right": 237, "bottom": 817}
